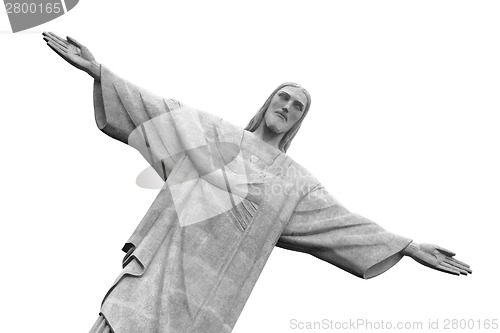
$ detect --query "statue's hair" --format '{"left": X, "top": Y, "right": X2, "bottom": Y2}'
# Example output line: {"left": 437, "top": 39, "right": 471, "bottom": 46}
{"left": 244, "top": 82, "right": 312, "bottom": 153}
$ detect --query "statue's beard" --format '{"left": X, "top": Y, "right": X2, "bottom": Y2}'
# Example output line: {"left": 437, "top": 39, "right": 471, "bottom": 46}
{"left": 264, "top": 115, "right": 285, "bottom": 134}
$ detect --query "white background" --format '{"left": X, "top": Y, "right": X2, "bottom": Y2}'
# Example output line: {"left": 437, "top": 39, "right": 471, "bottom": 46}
{"left": 1, "top": 1, "right": 499, "bottom": 332}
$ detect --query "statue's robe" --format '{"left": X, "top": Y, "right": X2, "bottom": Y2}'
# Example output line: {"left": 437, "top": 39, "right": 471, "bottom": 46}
{"left": 89, "top": 66, "right": 412, "bottom": 333}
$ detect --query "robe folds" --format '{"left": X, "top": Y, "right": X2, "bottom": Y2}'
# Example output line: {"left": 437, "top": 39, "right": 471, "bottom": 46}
{"left": 92, "top": 66, "right": 412, "bottom": 333}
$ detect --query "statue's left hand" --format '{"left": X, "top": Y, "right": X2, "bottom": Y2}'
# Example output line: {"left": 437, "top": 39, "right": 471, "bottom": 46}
{"left": 404, "top": 242, "right": 472, "bottom": 275}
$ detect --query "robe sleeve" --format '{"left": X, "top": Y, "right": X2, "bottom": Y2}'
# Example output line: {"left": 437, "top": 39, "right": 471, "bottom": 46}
{"left": 277, "top": 186, "right": 412, "bottom": 279}
{"left": 93, "top": 65, "right": 224, "bottom": 181}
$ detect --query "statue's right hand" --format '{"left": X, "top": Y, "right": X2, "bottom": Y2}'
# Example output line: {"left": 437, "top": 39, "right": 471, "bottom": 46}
{"left": 42, "top": 32, "right": 101, "bottom": 80}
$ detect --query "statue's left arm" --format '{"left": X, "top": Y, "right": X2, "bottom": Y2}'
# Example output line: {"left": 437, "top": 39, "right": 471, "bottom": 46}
{"left": 277, "top": 186, "right": 471, "bottom": 278}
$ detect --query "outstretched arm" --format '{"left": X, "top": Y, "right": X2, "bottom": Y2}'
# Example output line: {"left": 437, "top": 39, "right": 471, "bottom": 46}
{"left": 42, "top": 32, "right": 184, "bottom": 176}
{"left": 402, "top": 242, "right": 472, "bottom": 275}
{"left": 42, "top": 32, "right": 101, "bottom": 80}
{"left": 278, "top": 184, "right": 472, "bottom": 279}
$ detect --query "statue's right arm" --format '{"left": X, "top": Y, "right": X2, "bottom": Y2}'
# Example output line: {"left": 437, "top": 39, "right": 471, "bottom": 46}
{"left": 42, "top": 32, "right": 101, "bottom": 80}
{"left": 43, "top": 32, "right": 168, "bottom": 173}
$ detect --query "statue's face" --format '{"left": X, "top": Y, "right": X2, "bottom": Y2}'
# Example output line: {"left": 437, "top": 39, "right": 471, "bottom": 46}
{"left": 264, "top": 86, "right": 307, "bottom": 134}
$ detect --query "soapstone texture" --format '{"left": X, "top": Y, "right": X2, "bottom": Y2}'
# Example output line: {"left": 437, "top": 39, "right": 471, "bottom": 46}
{"left": 90, "top": 66, "right": 412, "bottom": 333}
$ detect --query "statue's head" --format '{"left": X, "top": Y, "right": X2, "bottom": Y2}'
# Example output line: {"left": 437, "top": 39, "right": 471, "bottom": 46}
{"left": 244, "top": 82, "right": 312, "bottom": 152}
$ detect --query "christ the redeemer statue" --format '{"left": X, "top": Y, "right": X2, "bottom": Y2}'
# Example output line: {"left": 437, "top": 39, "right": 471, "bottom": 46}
{"left": 42, "top": 32, "right": 471, "bottom": 333}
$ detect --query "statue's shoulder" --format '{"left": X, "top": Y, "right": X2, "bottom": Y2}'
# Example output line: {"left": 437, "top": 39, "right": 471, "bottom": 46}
{"left": 280, "top": 157, "right": 322, "bottom": 197}
{"left": 285, "top": 157, "right": 347, "bottom": 207}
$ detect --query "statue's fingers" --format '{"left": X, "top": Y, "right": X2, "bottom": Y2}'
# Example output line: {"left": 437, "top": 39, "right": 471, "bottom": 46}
{"left": 445, "top": 259, "right": 472, "bottom": 274}
{"left": 47, "top": 41, "right": 68, "bottom": 59}
{"left": 48, "top": 32, "right": 70, "bottom": 50}
{"left": 45, "top": 31, "right": 60, "bottom": 37}
{"left": 47, "top": 40, "right": 65, "bottom": 52}
{"left": 67, "top": 36, "right": 83, "bottom": 48}
{"left": 448, "top": 257, "right": 470, "bottom": 268}
{"left": 47, "top": 33, "right": 69, "bottom": 50}
{"left": 42, "top": 34, "right": 58, "bottom": 45}
{"left": 444, "top": 257, "right": 469, "bottom": 268}
{"left": 444, "top": 258, "right": 471, "bottom": 273}
{"left": 441, "top": 262, "right": 468, "bottom": 275}
{"left": 437, "top": 263, "right": 460, "bottom": 275}
{"left": 436, "top": 246, "right": 456, "bottom": 257}
{"left": 44, "top": 33, "right": 68, "bottom": 49}
{"left": 47, "top": 31, "right": 66, "bottom": 43}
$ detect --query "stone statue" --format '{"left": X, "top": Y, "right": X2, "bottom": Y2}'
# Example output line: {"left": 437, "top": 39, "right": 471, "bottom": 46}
{"left": 42, "top": 32, "right": 471, "bottom": 333}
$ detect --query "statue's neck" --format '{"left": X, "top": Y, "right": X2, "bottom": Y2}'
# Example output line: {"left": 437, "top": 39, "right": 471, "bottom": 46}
{"left": 252, "top": 123, "right": 285, "bottom": 151}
